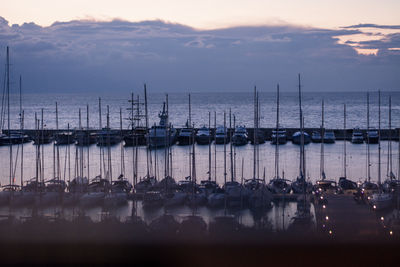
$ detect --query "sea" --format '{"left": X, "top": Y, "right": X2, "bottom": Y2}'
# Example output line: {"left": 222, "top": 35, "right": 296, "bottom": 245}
{"left": 0, "top": 91, "right": 399, "bottom": 227}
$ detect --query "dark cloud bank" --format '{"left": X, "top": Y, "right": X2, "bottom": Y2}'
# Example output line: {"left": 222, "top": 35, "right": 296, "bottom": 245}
{"left": 0, "top": 16, "right": 399, "bottom": 93}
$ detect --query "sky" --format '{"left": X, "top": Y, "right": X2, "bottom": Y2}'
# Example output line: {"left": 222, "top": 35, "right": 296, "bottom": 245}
{"left": 0, "top": 0, "right": 399, "bottom": 93}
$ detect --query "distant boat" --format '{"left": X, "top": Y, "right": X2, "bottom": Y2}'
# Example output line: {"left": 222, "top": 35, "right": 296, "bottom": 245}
{"left": 147, "top": 102, "right": 177, "bottom": 148}
{"left": 268, "top": 178, "right": 291, "bottom": 194}
{"left": 195, "top": 126, "right": 211, "bottom": 145}
{"left": 177, "top": 126, "right": 195, "bottom": 145}
{"left": 366, "top": 129, "right": 379, "bottom": 144}
{"left": 323, "top": 131, "right": 336, "bottom": 143}
{"left": 351, "top": 128, "right": 364, "bottom": 144}
{"left": 270, "top": 129, "right": 287, "bottom": 145}
{"left": 292, "top": 131, "right": 310, "bottom": 145}
{"left": 232, "top": 126, "right": 248, "bottom": 146}
{"left": 123, "top": 127, "right": 147, "bottom": 146}
{"left": 214, "top": 125, "right": 227, "bottom": 144}
{"left": 0, "top": 132, "right": 30, "bottom": 145}
{"left": 54, "top": 132, "right": 74, "bottom": 145}
{"left": 96, "top": 127, "right": 121, "bottom": 146}
{"left": 311, "top": 131, "right": 322, "bottom": 143}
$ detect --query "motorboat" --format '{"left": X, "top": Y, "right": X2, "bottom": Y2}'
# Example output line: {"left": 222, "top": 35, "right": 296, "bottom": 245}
{"left": 177, "top": 127, "right": 195, "bottom": 145}
{"left": 215, "top": 126, "right": 228, "bottom": 144}
{"left": 0, "top": 132, "right": 30, "bottom": 145}
{"left": 96, "top": 127, "right": 121, "bottom": 146}
{"left": 196, "top": 126, "right": 211, "bottom": 145}
{"left": 366, "top": 129, "right": 379, "bottom": 144}
{"left": 75, "top": 130, "right": 97, "bottom": 146}
{"left": 292, "top": 131, "right": 311, "bottom": 145}
{"left": 311, "top": 131, "right": 322, "bottom": 143}
{"left": 147, "top": 102, "right": 177, "bottom": 148}
{"left": 323, "top": 131, "right": 336, "bottom": 143}
{"left": 270, "top": 129, "right": 287, "bottom": 145}
{"left": 351, "top": 129, "right": 364, "bottom": 144}
{"left": 54, "top": 132, "right": 74, "bottom": 145}
{"left": 232, "top": 126, "right": 248, "bottom": 146}
{"left": 268, "top": 178, "right": 291, "bottom": 194}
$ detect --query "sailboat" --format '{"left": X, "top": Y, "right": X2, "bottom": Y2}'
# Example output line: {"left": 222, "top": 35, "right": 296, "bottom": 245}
{"left": 291, "top": 77, "right": 312, "bottom": 194}
{"left": 370, "top": 91, "right": 393, "bottom": 211}
{"left": 338, "top": 104, "right": 358, "bottom": 192}
{"left": 269, "top": 84, "right": 291, "bottom": 194}
{"left": 315, "top": 99, "right": 338, "bottom": 193}
{"left": 383, "top": 96, "right": 400, "bottom": 193}
{"left": 0, "top": 47, "right": 21, "bottom": 205}
{"left": 361, "top": 92, "right": 379, "bottom": 195}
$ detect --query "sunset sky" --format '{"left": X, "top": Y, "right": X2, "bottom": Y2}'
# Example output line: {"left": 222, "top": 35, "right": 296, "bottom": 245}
{"left": 0, "top": 0, "right": 399, "bottom": 92}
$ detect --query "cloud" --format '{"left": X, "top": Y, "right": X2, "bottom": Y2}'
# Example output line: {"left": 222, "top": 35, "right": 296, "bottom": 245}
{"left": 343, "top": 24, "right": 400, "bottom": 30}
{"left": 0, "top": 16, "right": 398, "bottom": 93}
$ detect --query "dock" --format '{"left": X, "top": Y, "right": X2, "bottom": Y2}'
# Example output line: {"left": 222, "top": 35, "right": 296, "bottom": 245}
{"left": 314, "top": 194, "right": 383, "bottom": 240}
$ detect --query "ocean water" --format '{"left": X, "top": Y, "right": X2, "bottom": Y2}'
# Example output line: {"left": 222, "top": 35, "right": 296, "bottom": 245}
{"left": 1, "top": 91, "right": 399, "bottom": 130}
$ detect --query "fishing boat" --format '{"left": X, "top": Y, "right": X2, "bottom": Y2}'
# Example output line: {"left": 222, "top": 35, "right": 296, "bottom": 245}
{"left": 232, "top": 126, "right": 248, "bottom": 146}
{"left": 196, "top": 126, "right": 211, "bottom": 145}
{"left": 351, "top": 128, "right": 364, "bottom": 144}
{"left": 148, "top": 102, "right": 177, "bottom": 148}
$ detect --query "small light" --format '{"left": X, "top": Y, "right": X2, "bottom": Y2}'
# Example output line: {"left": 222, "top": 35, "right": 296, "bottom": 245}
{"left": 323, "top": 205, "right": 326, "bottom": 209}
{"left": 390, "top": 231, "right": 393, "bottom": 236}
{"left": 367, "top": 196, "right": 371, "bottom": 200}
{"left": 329, "top": 230, "right": 332, "bottom": 235}
{"left": 322, "top": 224, "right": 326, "bottom": 228}
{"left": 373, "top": 205, "right": 376, "bottom": 209}
{"left": 320, "top": 196, "right": 324, "bottom": 200}
{"left": 381, "top": 217, "right": 384, "bottom": 221}
{"left": 325, "top": 216, "right": 329, "bottom": 220}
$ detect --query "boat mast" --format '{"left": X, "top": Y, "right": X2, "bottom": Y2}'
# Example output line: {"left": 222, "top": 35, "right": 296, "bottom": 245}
{"left": 388, "top": 96, "right": 393, "bottom": 179}
{"left": 56, "top": 102, "right": 61, "bottom": 180}
{"left": 107, "top": 105, "right": 112, "bottom": 182}
{"left": 120, "top": 107, "right": 125, "bottom": 176}
{"left": 130, "top": 92, "right": 135, "bottom": 184}
{"left": 214, "top": 111, "right": 217, "bottom": 182}
{"left": 19, "top": 76, "right": 24, "bottom": 187}
{"left": 275, "top": 84, "right": 280, "bottom": 179}
{"left": 233, "top": 114, "right": 236, "bottom": 180}
{"left": 87, "top": 104, "right": 90, "bottom": 180}
{"left": 208, "top": 111, "right": 211, "bottom": 181}
{"left": 230, "top": 108, "right": 234, "bottom": 182}
{"left": 41, "top": 108, "right": 45, "bottom": 183}
{"left": 343, "top": 103, "right": 347, "bottom": 178}
{"left": 253, "top": 86, "right": 257, "bottom": 179}
{"left": 298, "top": 74, "right": 304, "bottom": 179}
{"left": 320, "top": 99, "right": 325, "bottom": 180}
{"left": 98, "top": 98, "right": 102, "bottom": 178}
{"left": 78, "top": 108, "right": 83, "bottom": 178}
{"left": 378, "top": 90, "right": 381, "bottom": 186}
{"left": 6, "top": 47, "right": 12, "bottom": 186}
{"left": 367, "top": 92, "right": 371, "bottom": 182}
{"left": 144, "top": 84, "right": 150, "bottom": 178}
{"left": 67, "top": 123, "right": 71, "bottom": 183}
{"left": 224, "top": 111, "right": 227, "bottom": 184}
